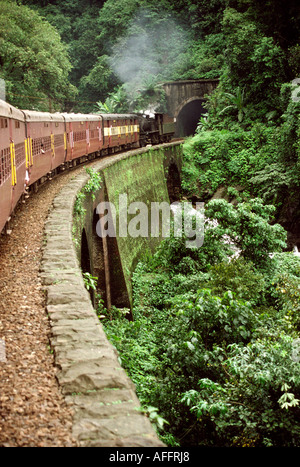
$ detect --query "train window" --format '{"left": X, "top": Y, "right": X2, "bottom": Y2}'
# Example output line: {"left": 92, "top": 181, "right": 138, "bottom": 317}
{"left": 44, "top": 123, "right": 49, "bottom": 127}
{"left": 43, "top": 136, "right": 51, "bottom": 152}
{"left": 74, "top": 130, "right": 86, "bottom": 142}
{"left": 32, "top": 138, "right": 40, "bottom": 156}
{"left": 55, "top": 122, "right": 59, "bottom": 127}
{"left": 15, "top": 142, "right": 25, "bottom": 167}
{"left": 0, "top": 147, "right": 11, "bottom": 185}
{"left": 0, "top": 118, "right": 8, "bottom": 129}
{"left": 15, "top": 121, "right": 20, "bottom": 129}
{"left": 32, "top": 136, "right": 51, "bottom": 155}
{"left": 54, "top": 134, "right": 64, "bottom": 147}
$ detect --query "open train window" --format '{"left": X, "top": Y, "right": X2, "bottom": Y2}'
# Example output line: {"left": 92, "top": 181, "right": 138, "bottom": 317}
{"left": 15, "top": 121, "right": 20, "bottom": 129}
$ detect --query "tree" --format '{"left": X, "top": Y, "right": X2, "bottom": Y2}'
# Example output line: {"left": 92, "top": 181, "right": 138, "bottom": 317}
{"left": 19, "top": 0, "right": 107, "bottom": 110}
{"left": 227, "top": 0, "right": 300, "bottom": 50}
{"left": 219, "top": 86, "right": 247, "bottom": 122}
{"left": 106, "top": 4, "right": 191, "bottom": 111}
{"left": 0, "top": 0, "right": 77, "bottom": 111}
{"left": 77, "top": 56, "right": 119, "bottom": 113}
{"left": 220, "top": 7, "right": 286, "bottom": 118}
{"left": 205, "top": 198, "right": 287, "bottom": 269}
{"left": 94, "top": 85, "right": 129, "bottom": 114}
{"left": 184, "top": 0, "right": 226, "bottom": 36}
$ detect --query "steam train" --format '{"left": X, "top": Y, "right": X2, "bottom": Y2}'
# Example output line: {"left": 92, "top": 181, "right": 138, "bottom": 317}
{"left": 0, "top": 99, "right": 175, "bottom": 234}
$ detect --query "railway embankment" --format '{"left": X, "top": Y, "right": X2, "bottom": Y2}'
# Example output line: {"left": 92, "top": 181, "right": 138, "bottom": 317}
{"left": 40, "top": 144, "right": 182, "bottom": 447}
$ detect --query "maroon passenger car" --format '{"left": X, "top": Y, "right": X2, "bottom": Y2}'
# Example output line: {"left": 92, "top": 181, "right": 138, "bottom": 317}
{"left": 0, "top": 100, "right": 27, "bottom": 234}
{"left": 0, "top": 100, "right": 173, "bottom": 235}
{"left": 101, "top": 114, "right": 139, "bottom": 151}
{"left": 22, "top": 110, "right": 66, "bottom": 185}
{"left": 62, "top": 113, "right": 102, "bottom": 162}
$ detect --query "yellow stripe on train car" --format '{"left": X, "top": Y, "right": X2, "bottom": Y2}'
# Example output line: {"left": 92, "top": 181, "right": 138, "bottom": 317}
{"left": 10, "top": 142, "right": 17, "bottom": 186}
{"left": 24, "top": 137, "right": 33, "bottom": 168}
{"left": 25, "top": 138, "right": 29, "bottom": 169}
{"left": 51, "top": 134, "right": 55, "bottom": 157}
{"left": 27, "top": 138, "right": 33, "bottom": 166}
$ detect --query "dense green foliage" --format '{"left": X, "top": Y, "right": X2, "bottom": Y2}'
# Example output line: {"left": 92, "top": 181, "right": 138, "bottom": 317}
{"left": 7, "top": 0, "right": 300, "bottom": 114}
{"left": 5, "top": 0, "right": 299, "bottom": 448}
{"left": 102, "top": 203, "right": 300, "bottom": 446}
{"left": 0, "top": 0, "right": 77, "bottom": 110}
{"left": 91, "top": 0, "right": 300, "bottom": 448}
{"left": 178, "top": 2, "right": 300, "bottom": 225}
{"left": 19, "top": 0, "right": 198, "bottom": 112}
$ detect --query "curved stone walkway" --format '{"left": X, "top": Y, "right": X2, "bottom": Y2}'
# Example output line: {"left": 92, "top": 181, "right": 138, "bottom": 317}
{"left": 40, "top": 149, "right": 168, "bottom": 447}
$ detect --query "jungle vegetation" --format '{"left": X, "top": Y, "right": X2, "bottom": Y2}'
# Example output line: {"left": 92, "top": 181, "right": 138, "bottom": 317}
{"left": 2, "top": 0, "right": 300, "bottom": 447}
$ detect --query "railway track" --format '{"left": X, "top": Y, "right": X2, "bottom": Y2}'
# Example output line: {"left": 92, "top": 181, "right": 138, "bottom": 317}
{"left": 0, "top": 157, "right": 105, "bottom": 447}
{"left": 0, "top": 140, "right": 183, "bottom": 447}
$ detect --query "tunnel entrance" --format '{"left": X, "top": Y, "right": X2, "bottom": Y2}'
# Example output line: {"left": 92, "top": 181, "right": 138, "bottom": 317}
{"left": 176, "top": 99, "right": 206, "bottom": 137}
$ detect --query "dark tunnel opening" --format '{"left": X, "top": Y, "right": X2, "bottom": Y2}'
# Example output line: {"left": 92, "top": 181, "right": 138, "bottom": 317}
{"left": 176, "top": 99, "right": 206, "bottom": 137}
{"left": 92, "top": 208, "right": 132, "bottom": 317}
{"left": 81, "top": 228, "right": 91, "bottom": 275}
{"left": 167, "top": 162, "right": 181, "bottom": 204}
{"left": 81, "top": 228, "right": 94, "bottom": 303}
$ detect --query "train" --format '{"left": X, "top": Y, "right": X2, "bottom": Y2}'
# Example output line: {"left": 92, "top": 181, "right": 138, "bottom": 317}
{"left": 0, "top": 99, "right": 175, "bottom": 235}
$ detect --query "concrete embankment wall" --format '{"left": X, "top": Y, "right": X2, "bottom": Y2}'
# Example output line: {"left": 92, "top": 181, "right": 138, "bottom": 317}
{"left": 40, "top": 142, "right": 182, "bottom": 447}
{"left": 102, "top": 145, "right": 182, "bottom": 307}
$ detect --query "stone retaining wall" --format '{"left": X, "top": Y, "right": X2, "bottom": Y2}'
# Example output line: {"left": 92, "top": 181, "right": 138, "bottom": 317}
{"left": 40, "top": 146, "right": 181, "bottom": 447}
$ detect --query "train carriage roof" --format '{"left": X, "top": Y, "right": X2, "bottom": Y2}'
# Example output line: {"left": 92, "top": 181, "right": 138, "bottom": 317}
{"left": 0, "top": 99, "right": 25, "bottom": 121}
{"left": 60, "top": 113, "right": 102, "bottom": 122}
{"left": 22, "top": 109, "right": 65, "bottom": 122}
{"left": 0, "top": 101, "right": 139, "bottom": 124}
{"left": 100, "top": 113, "right": 137, "bottom": 121}
{"left": 60, "top": 113, "right": 137, "bottom": 123}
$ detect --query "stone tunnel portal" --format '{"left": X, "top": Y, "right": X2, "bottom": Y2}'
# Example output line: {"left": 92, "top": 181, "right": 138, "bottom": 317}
{"left": 176, "top": 99, "right": 206, "bottom": 137}
{"left": 162, "top": 79, "right": 219, "bottom": 137}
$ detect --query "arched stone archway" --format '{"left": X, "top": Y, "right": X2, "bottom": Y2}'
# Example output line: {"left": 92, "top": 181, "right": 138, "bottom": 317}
{"left": 167, "top": 162, "right": 181, "bottom": 203}
{"left": 176, "top": 98, "right": 206, "bottom": 137}
{"left": 81, "top": 228, "right": 94, "bottom": 303}
{"left": 76, "top": 144, "right": 182, "bottom": 321}
{"left": 91, "top": 207, "right": 132, "bottom": 316}
{"left": 81, "top": 228, "right": 91, "bottom": 273}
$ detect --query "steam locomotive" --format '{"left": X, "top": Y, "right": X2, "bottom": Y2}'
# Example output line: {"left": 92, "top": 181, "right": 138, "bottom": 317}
{"left": 0, "top": 99, "right": 175, "bottom": 234}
